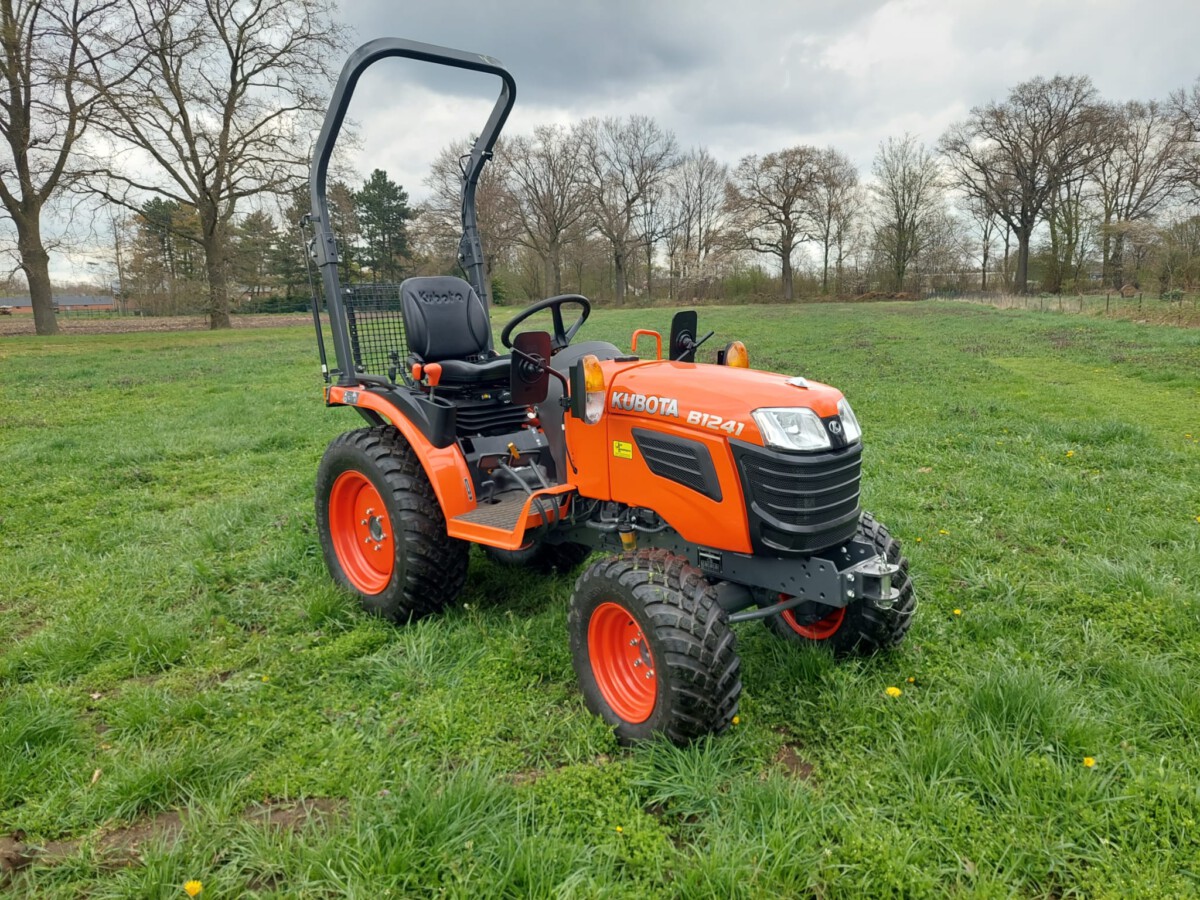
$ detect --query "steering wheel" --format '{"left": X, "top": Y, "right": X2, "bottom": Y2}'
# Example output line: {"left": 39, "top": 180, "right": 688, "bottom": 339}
{"left": 500, "top": 294, "right": 591, "bottom": 354}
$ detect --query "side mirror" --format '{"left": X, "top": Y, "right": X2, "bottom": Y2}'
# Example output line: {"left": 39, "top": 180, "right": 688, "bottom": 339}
{"left": 669, "top": 310, "right": 698, "bottom": 362}
{"left": 510, "top": 331, "right": 552, "bottom": 405}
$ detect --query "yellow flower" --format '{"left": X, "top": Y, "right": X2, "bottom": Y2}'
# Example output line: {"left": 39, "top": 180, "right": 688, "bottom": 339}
{"left": 915, "top": 537, "right": 922, "bottom": 543}
{"left": 1083, "top": 757, "right": 1096, "bottom": 768}
{"left": 731, "top": 715, "right": 741, "bottom": 726}
{"left": 885, "top": 686, "right": 902, "bottom": 698}
{"left": 906, "top": 677, "right": 915, "bottom": 684}
{"left": 953, "top": 609, "right": 962, "bottom": 616}
{"left": 615, "top": 826, "right": 623, "bottom": 834}
{"left": 261, "top": 675, "right": 269, "bottom": 682}
{"left": 1066, "top": 450, "right": 1075, "bottom": 458}
{"left": 184, "top": 881, "right": 203, "bottom": 897}
{"left": 938, "top": 529, "right": 949, "bottom": 535}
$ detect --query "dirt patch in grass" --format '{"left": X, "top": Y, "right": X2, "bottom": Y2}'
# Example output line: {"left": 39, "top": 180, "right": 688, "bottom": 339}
{"left": 0, "top": 313, "right": 312, "bottom": 336}
{"left": 0, "top": 799, "right": 345, "bottom": 879}
{"left": 772, "top": 743, "right": 815, "bottom": 780}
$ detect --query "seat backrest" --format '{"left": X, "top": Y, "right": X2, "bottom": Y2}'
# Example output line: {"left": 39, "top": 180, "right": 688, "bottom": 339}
{"left": 400, "top": 276, "right": 491, "bottom": 362}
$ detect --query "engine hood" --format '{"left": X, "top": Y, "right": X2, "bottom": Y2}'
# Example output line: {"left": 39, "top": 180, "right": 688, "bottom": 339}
{"left": 603, "top": 360, "right": 845, "bottom": 446}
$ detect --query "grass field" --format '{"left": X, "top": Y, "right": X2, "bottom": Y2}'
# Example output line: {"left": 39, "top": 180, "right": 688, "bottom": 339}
{"left": 2, "top": 301, "right": 1199, "bottom": 898}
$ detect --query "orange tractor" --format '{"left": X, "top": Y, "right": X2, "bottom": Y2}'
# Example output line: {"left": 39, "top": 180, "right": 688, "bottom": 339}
{"left": 306, "top": 39, "right": 914, "bottom": 744}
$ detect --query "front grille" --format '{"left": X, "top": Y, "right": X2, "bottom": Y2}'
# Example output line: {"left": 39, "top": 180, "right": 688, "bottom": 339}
{"left": 734, "top": 441, "right": 861, "bottom": 554}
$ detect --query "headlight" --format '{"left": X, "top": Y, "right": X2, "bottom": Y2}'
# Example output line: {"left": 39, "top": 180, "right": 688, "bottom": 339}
{"left": 752, "top": 408, "right": 831, "bottom": 451}
{"left": 838, "top": 398, "right": 862, "bottom": 444}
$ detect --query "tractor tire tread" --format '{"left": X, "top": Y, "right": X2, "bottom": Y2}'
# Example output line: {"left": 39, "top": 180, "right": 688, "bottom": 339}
{"left": 569, "top": 548, "right": 742, "bottom": 744}
{"left": 317, "top": 426, "right": 467, "bottom": 623}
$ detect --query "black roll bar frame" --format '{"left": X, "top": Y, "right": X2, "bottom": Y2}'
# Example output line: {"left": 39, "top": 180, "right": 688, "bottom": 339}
{"left": 309, "top": 38, "right": 517, "bottom": 386}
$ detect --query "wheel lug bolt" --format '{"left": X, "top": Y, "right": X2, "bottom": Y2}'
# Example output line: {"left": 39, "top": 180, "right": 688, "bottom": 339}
{"left": 633, "top": 659, "right": 641, "bottom": 666}
{"left": 374, "top": 544, "right": 381, "bottom": 551}
{"left": 364, "top": 537, "right": 371, "bottom": 543}
{"left": 629, "top": 639, "right": 638, "bottom": 646}
{"left": 360, "top": 519, "right": 367, "bottom": 525}
{"left": 646, "top": 671, "right": 654, "bottom": 679}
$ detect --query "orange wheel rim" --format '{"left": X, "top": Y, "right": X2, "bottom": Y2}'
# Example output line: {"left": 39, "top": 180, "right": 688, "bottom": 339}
{"left": 328, "top": 470, "right": 394, "bottom": 594}
{"left": 780, "top": 594, "right": 845, "bottom": 640}
{"left": 588, "top": 602, "right": 657, "bottom": 723}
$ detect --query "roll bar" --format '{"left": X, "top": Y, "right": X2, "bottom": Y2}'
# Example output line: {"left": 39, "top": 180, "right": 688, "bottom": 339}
{"left": 309, "top": 38, "right": 517, "bottom": 384}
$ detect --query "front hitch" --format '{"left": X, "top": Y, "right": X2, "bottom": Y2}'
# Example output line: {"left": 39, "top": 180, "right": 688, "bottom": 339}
{"left": 717, "top": 550, "right": 901, "bottom": 623}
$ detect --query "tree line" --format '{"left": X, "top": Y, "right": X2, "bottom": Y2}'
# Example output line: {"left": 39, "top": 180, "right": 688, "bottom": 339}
{"left": 3, "top": 1, "right": 1200, "bottom": 335}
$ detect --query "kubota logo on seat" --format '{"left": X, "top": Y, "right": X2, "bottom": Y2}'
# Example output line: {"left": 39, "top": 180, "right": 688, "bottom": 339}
{"left": 610, "top": 392, "right": 680, "bottom": 417}
{"left": 418, "top": 289, "right": 463, "bottom": 304}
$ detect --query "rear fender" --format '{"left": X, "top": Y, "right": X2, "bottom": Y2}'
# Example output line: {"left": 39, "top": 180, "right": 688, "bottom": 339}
{"left": 326, "top": 385, "right": 475, "bottom": 519}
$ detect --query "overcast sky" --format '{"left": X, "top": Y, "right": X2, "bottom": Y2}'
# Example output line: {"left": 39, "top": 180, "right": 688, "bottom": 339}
{"left": 337, "top": 0, "right": 1200, "bottom": 200}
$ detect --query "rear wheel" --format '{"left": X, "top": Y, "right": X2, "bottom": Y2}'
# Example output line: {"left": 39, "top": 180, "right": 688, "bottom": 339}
{"left": 568, "top": 550, "right": 741, "bottom": 745}
{"left": 764, "top": 511, "right": 915, "bottom": 655}
{"left": 316, "top": 426, "right": 468, "bottom": 623}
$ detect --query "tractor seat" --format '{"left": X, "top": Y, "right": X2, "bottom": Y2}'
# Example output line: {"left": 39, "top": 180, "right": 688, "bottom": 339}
{"left": 400, "top": 276, "right": 509, "bottom": 386}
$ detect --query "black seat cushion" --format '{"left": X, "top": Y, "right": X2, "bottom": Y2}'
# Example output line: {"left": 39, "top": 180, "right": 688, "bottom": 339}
{"left": 401, "top": 276, "right": 492, "bottom": 362}
{"left": 400, "top": 277, "right": 511, "bottom": 386}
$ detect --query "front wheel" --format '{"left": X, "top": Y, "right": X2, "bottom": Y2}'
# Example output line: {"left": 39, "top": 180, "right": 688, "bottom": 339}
{"left": 764, "top": 511, "right": 915, "bottom": 655}
{"left": 315, "top": 426, "right": 468, "bottom": 623}
{"left": 568, "top": 550, "right": 741, "bottom": 745}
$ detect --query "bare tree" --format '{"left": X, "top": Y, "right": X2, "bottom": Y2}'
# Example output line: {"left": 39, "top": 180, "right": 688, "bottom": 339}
{"left": 940, "top": 75, "right": 1104, "bottom": 293}
{"left": 0, "top": 0, "right": 129, "bottom": 335}
{"left": 579, "top": 115, "right": 678, "bottom": 305}
{"left": 1042, "top": 174, "right": 1093, "bottom": 293}
{"left": 1173, "top": 78, "right": 1200, "bottom": 192}
{"left": 871, "top": 135, "right": 942, "bottom": 291}
{"left": 808, "top": 148, "right": 860, "bottom": 294}
{"left": 1092, "top": 100, "right": 1187, "bottom": 288}
{"left": 958, "top": 193, "right": 1002, "bottom": 291}
{"left": 725, "top": 145, "right": 820, "bottom": 301}
{"left": 424, "top": 135, "right": 519, "bottom": 279}
{"left": 92, "top": 0, "right": 343, "bottom": 328}
{"left": 664, "top": 147, "right": 727, "bottom": 300}
{"left": 505, "top": 124, "right": 587, "bottom": 297}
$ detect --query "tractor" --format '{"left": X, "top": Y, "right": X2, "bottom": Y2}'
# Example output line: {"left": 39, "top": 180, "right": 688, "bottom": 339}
{"left": 305, "top": 39, "right": 914, "bottom": 745}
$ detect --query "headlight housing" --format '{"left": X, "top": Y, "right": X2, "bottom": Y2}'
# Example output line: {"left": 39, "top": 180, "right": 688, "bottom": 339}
{"left": 752, "top": 408, "right": 831, "bottom": 451}
{"left": 837, "top": 398, "right": 862, "bottom": 444}
{"left": 752, "top": 401, "right": 863, "bottom": 452}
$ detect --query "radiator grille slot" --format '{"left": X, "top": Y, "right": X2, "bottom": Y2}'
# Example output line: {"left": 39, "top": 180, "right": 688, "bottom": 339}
{"left": 632, "top": 429, "right": 721, "bottom": 502}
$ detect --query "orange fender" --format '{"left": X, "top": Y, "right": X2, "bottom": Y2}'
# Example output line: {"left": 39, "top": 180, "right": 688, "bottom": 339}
{"left": 326, "top": 385, "right": 476, "bottom": 519}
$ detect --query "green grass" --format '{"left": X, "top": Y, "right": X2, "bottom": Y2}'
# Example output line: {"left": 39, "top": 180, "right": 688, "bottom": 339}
{"left": 1, "top": 301, "right": 1199, "bottom": 897}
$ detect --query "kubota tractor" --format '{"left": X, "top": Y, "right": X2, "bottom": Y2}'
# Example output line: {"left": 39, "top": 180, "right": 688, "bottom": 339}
{"left": 305, "top": 39, "right": 914, "bottom": 745}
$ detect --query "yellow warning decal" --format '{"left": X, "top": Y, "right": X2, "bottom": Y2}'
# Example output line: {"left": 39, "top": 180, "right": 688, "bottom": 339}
{"left": 612, "top": 440, "right": 633, "bottom": 460}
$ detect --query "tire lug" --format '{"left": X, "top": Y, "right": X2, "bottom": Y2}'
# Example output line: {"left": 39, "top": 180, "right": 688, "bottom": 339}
{"left": 646, "top": 671, "right": 654, "bottom": 679}
{"left": 374, "top": 544, "right": 381, "bottom": 551}
{"left": 360, "top": 519, "right": 367, "bottom": 525}
{"left": 633, "top": 659, "right": 641, "bottom": 667}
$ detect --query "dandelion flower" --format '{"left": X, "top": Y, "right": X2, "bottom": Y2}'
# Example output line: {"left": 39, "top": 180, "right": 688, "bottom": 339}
{"left": 906, "top": 677, "right": 915, "bottom": 684}
{"left": 732, "top": 715, "right": 741, "bottom": 726}
{"left": 953, "top": 609, "right": 962, "bottom": 616}
{"left": 1083, "top": 757, "right": 1096, "bottom": 768}
{"left": 938, "top": 529, "right": 949, "bottom": 535}
{"left": 915, "top": 537, "right": 922, "bottom": 543}
{"left": 184, "top": 881, "right": 203, "bottom": 897}
{"left": 885, "top": 686, "right": 902, "bottom": 698}
{"left": 615, "top": 826, "right": 623, "bottom": 834}
{"left": 261, "top": 675, "right": 269, "bottom": 682}
{"left": 1066, "top": 450, "right": 1075, "bottom": 458}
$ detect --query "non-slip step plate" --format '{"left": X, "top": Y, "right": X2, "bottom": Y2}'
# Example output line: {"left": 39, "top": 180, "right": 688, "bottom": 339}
{"left": 454, "top": 494, "right": 533, "bottom": 531}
